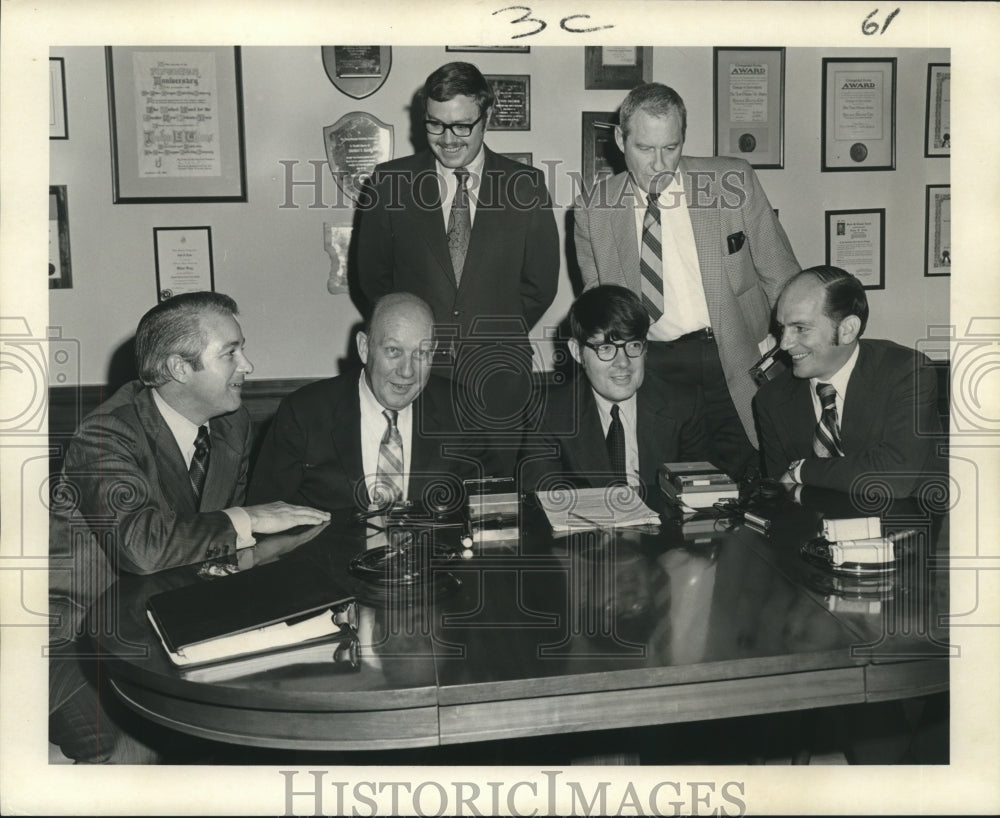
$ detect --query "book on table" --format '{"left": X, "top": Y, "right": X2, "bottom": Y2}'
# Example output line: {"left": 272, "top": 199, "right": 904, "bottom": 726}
{"left": 146, "top": 555, "right": 357, "bottom": 667}
{"left": 535, "top": 485, "right": 660, "bottom": 531}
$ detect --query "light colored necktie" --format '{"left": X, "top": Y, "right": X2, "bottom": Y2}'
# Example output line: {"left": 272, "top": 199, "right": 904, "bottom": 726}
{"left": 447, "top": 167, "right": 471, "bottom": 286}
{"left": 374, "top": 409, "right": 404, "bottom": 506}
{"left": 639, "top": 192, "right": 664, "bottom": 322}
{"left": 813, "top": 382, "right": 844, "bottom": 458}
{"left": 606, "top": 403, "right": 627, "bottom": 484}
{"left": 189, "top": 425, "right": 211, "bottom": 501}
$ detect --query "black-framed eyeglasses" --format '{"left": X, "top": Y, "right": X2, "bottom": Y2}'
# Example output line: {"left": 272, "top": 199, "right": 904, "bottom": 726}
{"left": 583, "top": 339, "right": 647, "bottom": 361}
{"left": 424, "top": 111, "right": 485, "bottom": 137}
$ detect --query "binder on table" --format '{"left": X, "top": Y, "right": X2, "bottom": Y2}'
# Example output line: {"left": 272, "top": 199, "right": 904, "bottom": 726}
{"left": 146, "top": 556, "right": 356, "bottom": 667}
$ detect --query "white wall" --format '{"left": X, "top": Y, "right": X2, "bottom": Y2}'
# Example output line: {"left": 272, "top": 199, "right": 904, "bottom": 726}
{"left": 50, "top": 45, "right": 949, "bottom": 385}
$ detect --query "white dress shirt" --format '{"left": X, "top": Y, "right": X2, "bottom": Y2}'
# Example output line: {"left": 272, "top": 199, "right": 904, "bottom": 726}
{"left": 437, "top": 145, "right": 486, "bottom": 230}
{"left": 358, "top": 372, "right": 414, "bottom": 504}
{"left": 151, "top": 389, "right": 254, "bottom": 548}
{"left": 590, "top": 389, "right": 640, "bottom": 486}
{"left": 630, "top": 173, "right": 712, "bottom": 341}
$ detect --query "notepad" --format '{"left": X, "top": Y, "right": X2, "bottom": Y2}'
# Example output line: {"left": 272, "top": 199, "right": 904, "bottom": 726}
{"left": 536, "top": 486, "right": 660, "bottom": 531}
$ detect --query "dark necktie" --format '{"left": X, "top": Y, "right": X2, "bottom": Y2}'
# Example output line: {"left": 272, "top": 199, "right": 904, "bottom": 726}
{"left": 813, "top": 382, "right": 844, "bottom": 458}
{"left": 447, "top": 167, "right": 471, "bottom": 286}
{"left": 639, "top": 192, "right": 664, "bottom": 322}
{"left": 606, "top": 403, "right": 627, "bottom": 484}
{"left": 189, "top": 425, "right": 211, "bottom": 501}
{"left": 374, "top": 409, "right": 404, "bottom": 507}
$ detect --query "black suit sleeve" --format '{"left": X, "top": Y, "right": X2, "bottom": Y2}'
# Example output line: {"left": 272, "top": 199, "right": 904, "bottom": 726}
{"left": 516, "top": 171, "right": 560, "bottom": 329}
{"left": 356, "top": 169, "right": 395, "bottom": 307}
{"left": 753, "top": 391, "right": 792, "bottom": 480}
{"left": 248, "top": 396, "right": 308, "bottom": 505}
{"left": 678, "top": 387, "right": 712, "bottom": 466}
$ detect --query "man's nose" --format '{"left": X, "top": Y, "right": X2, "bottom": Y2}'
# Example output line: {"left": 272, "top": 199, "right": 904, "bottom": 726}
{"left": 779, "top": 330, "right": 793, "bottom": 351}
{"left": 238, "top": 351, "right": 254, "bottom": 374}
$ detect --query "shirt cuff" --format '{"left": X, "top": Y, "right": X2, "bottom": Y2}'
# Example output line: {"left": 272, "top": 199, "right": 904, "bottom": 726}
{"left": 223, "top": 507, "right": 256, "bottom": 549}
{"left": 789, "top": 459, "right": 804, "bottom": 484}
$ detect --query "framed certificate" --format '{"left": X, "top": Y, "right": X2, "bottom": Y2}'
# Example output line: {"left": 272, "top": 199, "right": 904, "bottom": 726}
{"left": 924, "top": 185, "right": 951, "bottom": 276}
{"left": 49, "top": 57, "right": 68, "bottom": 139}
{"left": 154, "top": 226, "right": 215, "bottom": 302}
{"left": 107, "top": 46, "right": 247, "bottom": 203}
{"left": 485, "top": 74, "right": 530, "bottom": 131}
{"left": 48, "top": 186, "right": 72, "bottom": 289}
{"left": 713, "top": 47, "right": 784, "bottom": 169}
{"left": 822, "top": 58, "right": 896, "bottom": 172}
{"left": 825, "top": 209, "right": 885, "bottom": 290}
{"left": 924, "top": 63, "right": 951, "bottom": 158}
{"left": 584, "top": 46, "right": 651, "bottom": 89}
{"left": 581, "top": 111, "right": 624, "bottom": 189}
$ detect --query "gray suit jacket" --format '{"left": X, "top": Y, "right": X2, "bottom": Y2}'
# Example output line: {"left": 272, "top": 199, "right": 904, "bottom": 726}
{"left": 574, "top": 156, "right": 800, "bottom": 445}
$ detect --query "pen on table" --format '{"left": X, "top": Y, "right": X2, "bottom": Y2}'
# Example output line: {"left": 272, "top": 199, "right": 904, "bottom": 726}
{"left": 568, "top": 510, "right": 603, "bottom": 527}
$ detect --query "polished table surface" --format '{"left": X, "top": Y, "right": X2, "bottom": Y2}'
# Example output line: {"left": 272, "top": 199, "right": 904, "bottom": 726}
{"left": 94, "top": 488, "right": 950, "bottom": 750}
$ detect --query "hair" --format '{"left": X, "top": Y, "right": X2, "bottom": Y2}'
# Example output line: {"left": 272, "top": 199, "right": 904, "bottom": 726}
{"left": 365, "top": 292, "right": 435, "bottom": 338}
{"left": 135, "top": 292, "right": 239, "bottom": 387}
{"left": 618, "top": 82, "right": 687, "bottom": 140}
{"left": 795, "top": 265, "right": 870, "bottom": 336}
{"left": 569, "top": 285, "right": 651, "bottom": 347}
{"left": 422, "top": 62, "right": 494, "bottom": 114}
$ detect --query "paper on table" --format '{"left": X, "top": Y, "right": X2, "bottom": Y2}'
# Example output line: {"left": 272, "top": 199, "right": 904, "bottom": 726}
{"left": 536, "top": 486, "right": 660, "bottom": 531}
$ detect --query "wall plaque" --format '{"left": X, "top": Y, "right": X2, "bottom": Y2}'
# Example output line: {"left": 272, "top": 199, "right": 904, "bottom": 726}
{"left": 323, "top": 111, "right": 394, "bottom": 204}
{"left": 322, "top": 46, "right": 391, "bottom": 99}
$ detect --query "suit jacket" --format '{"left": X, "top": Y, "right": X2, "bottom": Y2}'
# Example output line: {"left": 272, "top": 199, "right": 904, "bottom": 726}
{"left": 50, "top": 381, "right": 251, "bottom": 642}
{"left": 520, "top": 371, "right": 710, "bottom": 492}
{"left": 248, "top": 372, "right": 494, "bottom": 512}
{"left": 357, "top": 147, "right": 560, "bottom": 343}
{"left": 753, "top": 339, "right": 944, "bottom": 496}
{"left": 574, "top": 156, "right": 801, "bottom": 445}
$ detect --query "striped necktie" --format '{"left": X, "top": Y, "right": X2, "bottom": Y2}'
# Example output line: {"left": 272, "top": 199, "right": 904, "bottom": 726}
{"left": 639, "top": 192, "right": 664, "bottom": 322}
{"left": 813, "top": 382, "right": 844, "bottom": 458}
{"left": 606, "top": 403, "right": 627, "bottom": 484}
{"left": 447, "top": 167, "right": 471, "bottom": 286}
{"left": 374, "top": 409, "right": 404, "bottom": 507}
{"left": 189, "top": 425, "right": 211, "bottom": 501}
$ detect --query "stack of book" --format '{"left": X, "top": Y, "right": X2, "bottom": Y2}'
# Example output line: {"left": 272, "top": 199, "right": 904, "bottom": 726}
{"left": 659, "top": 461, "right": 739, "bottom": 509}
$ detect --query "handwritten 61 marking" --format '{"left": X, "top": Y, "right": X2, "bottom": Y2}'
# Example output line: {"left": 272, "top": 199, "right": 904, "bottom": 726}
{"left": 863, "top": 7, "right": 901, "bottom": 35}
{"left": 493, "top": 6, "right": 614, "bottom": 39}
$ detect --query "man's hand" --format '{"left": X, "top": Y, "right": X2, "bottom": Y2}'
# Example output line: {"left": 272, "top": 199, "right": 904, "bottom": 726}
{"left": 243, "top": 502, "right": 331, "bottom": 534}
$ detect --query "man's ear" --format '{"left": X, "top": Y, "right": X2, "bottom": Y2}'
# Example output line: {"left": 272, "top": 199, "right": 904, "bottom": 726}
{"left": 838, "top": 315, "right": 861, "bottom": 345}
{"left": 614, "top": 125, "right": 625, "bottom": 154}
{"left": 483, "top": 106, "right": 494, "bottom": 134}
{"left": 166, "top": 353, "right": 191, "bottom": 384}
{"left": 356, "top": 331, "right": 369, "bottom": 365}
{"left": 568, "top": 338, "right": 582, "bottom": 365}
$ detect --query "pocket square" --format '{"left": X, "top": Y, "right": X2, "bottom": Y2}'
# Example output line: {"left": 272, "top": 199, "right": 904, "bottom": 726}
{"left": 727, "top": 231, "right": 746, "bottom": 254}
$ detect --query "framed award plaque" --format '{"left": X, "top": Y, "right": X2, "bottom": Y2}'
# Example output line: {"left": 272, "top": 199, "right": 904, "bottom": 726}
{"left": 822, "top": 57, "right": 896, "bottom": 172}
{"left": 713, "top": 47, "right": 784, "bottom": 169}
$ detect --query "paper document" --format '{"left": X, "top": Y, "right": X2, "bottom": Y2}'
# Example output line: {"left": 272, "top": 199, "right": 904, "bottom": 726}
{"left": 536, "top": 486, "right": 660, "bottom": 531}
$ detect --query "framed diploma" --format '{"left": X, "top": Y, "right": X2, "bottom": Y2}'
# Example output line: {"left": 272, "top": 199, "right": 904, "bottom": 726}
{"left": 825, "top": 209, "right": 885, "bottom": 290}
{"left": 713, "top": 47, "right": 784, "bottom": 169}
{"left": 50, "top": 57, "right": 68, "bottom": 139}
{"left": 501, "top": 152, "right": 533, "bottom": 166}
{"left": 154, "top": 227, "right": 215, "bottom": 302}
{"left": 581, "top": 111, "right": 625, "bottom": 189}
{"left": 822, "top": 57, "right": 896, "bottom": 172}
{"left": 924, "top": 63, "right": 950, "bottom": 157}
{"left": 584, "top": 46, "right": 651, "bottom": 90}
{"left": 48, "top": 186, "right": 72, "bottom": 289}
{"left": 485, "top": 75, "right": 530, "bottom": 131}
{"left": 924, "top": 185, "right": 951, "bottom": 276}
{"left": 107, "top": 47, "right": 247, "bottom": 203}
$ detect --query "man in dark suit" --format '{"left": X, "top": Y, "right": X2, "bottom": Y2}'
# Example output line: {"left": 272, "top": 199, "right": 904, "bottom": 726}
{"left": 754, "top": 266, "right": 944, "bottom": 496}
{"left": 574, "top": 82, "right": 800, "bottom": 482}
{"left": 250, "top": 292, "right": 492, "bottom": 511}
{"left": 50, "top": 292, "right": 330, "bottom": 763}
{"left": 357, "top": 61, "right": 560, "bottom": 471}
{"left": 521, "top": 285, "right": 709, "bottom": 492}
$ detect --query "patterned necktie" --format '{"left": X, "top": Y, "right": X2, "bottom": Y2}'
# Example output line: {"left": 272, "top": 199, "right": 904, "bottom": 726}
{"left": 813, "top": 382, "right": 844, "bottom": 458}
{"left": 189, "top": 425, "right": 211, "bottom": 501}
{"left": 639, "top": 192, "right": 664, "bottom": 322}
{"left": 447, "top": 167, "right": 471, "bottom": 286}
{"left": 374, "top": 409, "right": 404, "bottom": 507}
{"left": 606, "top": 403, "right": 627, "bottom": 484}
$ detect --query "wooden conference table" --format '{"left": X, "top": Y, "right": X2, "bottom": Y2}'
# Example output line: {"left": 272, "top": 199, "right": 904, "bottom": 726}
{"left": 94, "top": 487, "right": 950, "bottom": 751}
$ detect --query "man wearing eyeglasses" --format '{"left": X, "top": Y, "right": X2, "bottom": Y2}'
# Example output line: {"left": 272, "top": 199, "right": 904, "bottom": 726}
{"left": 357, "top": 62, "right": 559, "bottom": 475}
{"left": 249, "top": 292, "right": 491, "bottom": 511}
{"left": 521, "top": 285, "right": 710, "bottom": 491}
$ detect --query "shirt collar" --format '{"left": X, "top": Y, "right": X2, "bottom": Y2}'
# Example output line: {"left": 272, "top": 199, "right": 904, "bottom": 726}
{"left": 628, "top": 169, "right": 684, "bottom": 205}
{"left": 151, "top": 387, "right": 203, "bottom": 452}
{"left": 435, "top": 143, "right": 486, "bottom": 180}
{"left": 590, "top": 387, "right": 638, "bottom": 424}
{"left": 358, "top": 370, "right": 414, "bottom": 422}
{"left": 811, "top": 343, "right": 861, "bottom": 398}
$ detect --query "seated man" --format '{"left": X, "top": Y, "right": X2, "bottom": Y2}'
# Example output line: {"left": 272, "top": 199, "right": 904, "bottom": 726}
{"left": 754, "top": 266, "right": 944, "bottom": 495}
{"left": 249, "top": 292, "right": 492, "bottom": 511}
{"left": 521, "top": 285, "right": 710, "bottom": 492}
{"left": 50, "top": 292, "right": 330, "bottom": 763}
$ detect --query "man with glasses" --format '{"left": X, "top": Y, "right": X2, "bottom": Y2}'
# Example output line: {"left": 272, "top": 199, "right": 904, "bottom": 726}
{"left": 357, "top": 62, "right": 559, "bottom": 475}
{"left": 521, "top": 285, "right": 709, "bottom": 491}
{"left": 249, "top": 292, "right": 492, "bottom": 511}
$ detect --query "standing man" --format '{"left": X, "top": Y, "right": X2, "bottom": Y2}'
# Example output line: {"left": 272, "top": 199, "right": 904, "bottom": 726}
{"left": 50, "top": 292, "right": 330, "bottom": 763}
{"left": 575, "top": 82, "right": 800, "bottom": 481}
{"left": 358, "top": 61, "right": 560, "bottom": 472}
{"left": 754, "top": 266, "right": 944, "bottom": 496}
{"left": 249, "top": 292, "right": 493, "bottom": 511}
